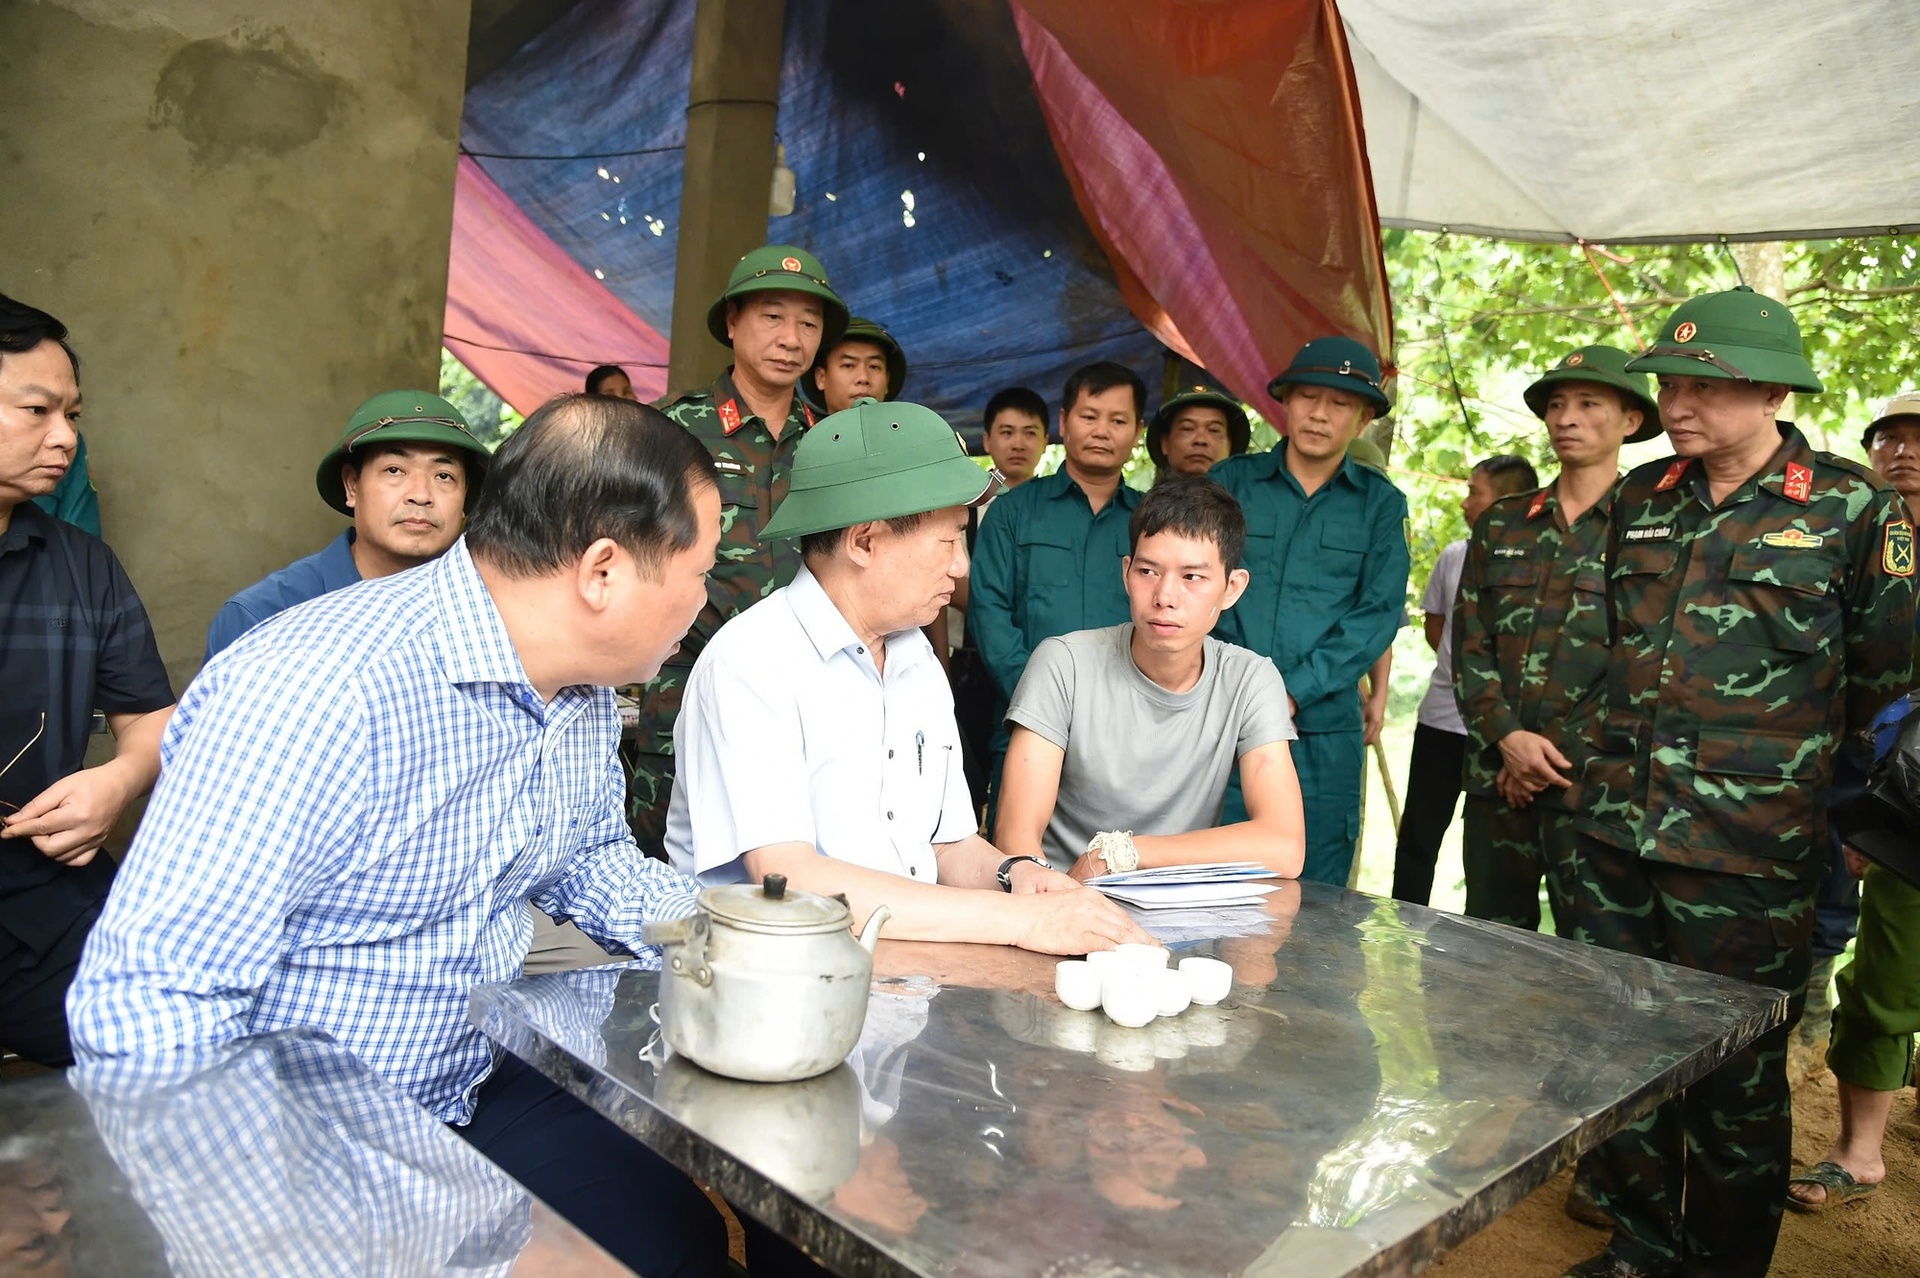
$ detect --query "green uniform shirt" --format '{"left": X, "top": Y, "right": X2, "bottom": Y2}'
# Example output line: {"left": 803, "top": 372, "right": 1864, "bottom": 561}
{"left": 969, "top": 470, "right": 1140, "bottom": 700}
{"left": 634, "top": 371, "right": 816, "bottom": 755}
{"left": 1453, "top": 482, "right": 1614, "bottom": 804}
{"left": 1212, "top": 443, "right": 1411, "bottom": 734}
{"left": 1585, "top": 423, "right": 1917, "bottom": 877}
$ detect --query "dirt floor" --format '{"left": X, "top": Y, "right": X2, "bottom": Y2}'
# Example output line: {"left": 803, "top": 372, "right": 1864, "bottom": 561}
{"left": 1427, "top": 1068, "right": 1920, "bottom": 1277}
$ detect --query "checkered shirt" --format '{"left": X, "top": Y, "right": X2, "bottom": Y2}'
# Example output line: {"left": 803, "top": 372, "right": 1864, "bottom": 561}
{"left": 67, "top": 539, "right": 698, "bottom": 1122}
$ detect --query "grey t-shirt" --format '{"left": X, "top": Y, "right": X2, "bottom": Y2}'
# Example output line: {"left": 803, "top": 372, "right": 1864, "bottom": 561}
{"left": 1006, "top": 624, "right": 1296, "bottom": 871}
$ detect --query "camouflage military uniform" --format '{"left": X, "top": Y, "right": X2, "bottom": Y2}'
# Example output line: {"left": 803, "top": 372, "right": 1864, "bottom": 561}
{"left": 1567, "top": 424, "right": 1916, "bottom": 1275}
{"left": 622, "top": 371, "right": 815, "bottom": 851}
{"left": 1452, "top": 483, "right": 1614, "bottom": 929}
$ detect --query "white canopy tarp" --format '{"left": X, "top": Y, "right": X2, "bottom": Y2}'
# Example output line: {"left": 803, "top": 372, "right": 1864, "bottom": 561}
{"left": 1343, "top": 0, "right": 1920, "bottom": 242}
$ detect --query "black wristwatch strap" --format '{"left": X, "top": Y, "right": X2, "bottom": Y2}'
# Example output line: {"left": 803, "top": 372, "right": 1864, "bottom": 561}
{"left": 997, "top": 855, "right": 1048, "bottom": 891}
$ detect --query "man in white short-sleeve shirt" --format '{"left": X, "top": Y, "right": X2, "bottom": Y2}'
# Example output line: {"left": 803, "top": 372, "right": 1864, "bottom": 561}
{"left": 668, "top": 398, "right": 1149, "bottom": 955}
{"left": 996, "top": 476, "right": 1306, "bottom": 880}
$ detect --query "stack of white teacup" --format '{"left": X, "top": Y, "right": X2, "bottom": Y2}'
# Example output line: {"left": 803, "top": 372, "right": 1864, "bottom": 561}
{"left": 1055, "top": 944, "right": 1234, "bottom": 1027}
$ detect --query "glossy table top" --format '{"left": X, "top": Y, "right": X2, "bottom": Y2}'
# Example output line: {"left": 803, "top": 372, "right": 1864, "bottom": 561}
{"left": 0, "top": 1030, "right": 630, "bottom": 1277}
{"left": 472, "top": 881, "right": 1787, "bottom": 1277}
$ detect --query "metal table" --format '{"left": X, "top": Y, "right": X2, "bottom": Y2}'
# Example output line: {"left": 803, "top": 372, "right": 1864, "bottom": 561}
{"left": 472, "top": 881, "right": 1786, "bottom": 1277}
{"left": 0, "top": 1029, "right": 631, "bottom": 1276}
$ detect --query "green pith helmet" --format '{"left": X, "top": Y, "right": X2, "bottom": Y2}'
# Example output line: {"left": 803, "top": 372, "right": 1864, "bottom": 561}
{"left": 1148, "top": 386, "right": 1251, "bottom": 469}
{"left": 1266, "top": 336, "right": 1390, "bottom": 417}
{"left": 1524, "top": 345, "right": 1663, "bottom": 444}
{"left": 759, "top": 398, "right": 1000, "bottom": 541}
{"left": 1624, "top": 286, "right": 1822, "bottom": 393}
{"left": 805, "top": 316, "right": 908, "bottom": 407}
{"left": 1346, "top": 436, "right": 1389, "bottom": 471}
{"left": 315, "top": 390, "right": 489, "bottom": 517}
{"left": 1864, "top": 391, "right": 1920, "bottom": 450}
{"left": 705, "top": 244, "right": 849, "bottom": 349}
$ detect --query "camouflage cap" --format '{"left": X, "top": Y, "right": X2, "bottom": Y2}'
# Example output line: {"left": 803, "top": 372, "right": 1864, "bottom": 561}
{"left": 759, "top": 398, "right": 1000, "bottom": 541}
{"left": 1524, "top": 345, "right": 1663, "bottom": 444}
{"left": 1864, "top": 391, "right": 1920, "bottom": 450}
{"left": 1624, "top": 286, "right": 1822, "bottom": 393}
{"left": 1148, "top": 386, "right": 1251, "bottom": 468}
{"left": 706, "top": 244, "right": 850, "bottom": 349}
{"left": 1266, "top": 336, "right": 1390, "bottom": 417}
{"left": 805, "top": 316, "right": 908, "bottom": 406}
{"left": 315, "top": 390, "right": 489, "bottom": 517}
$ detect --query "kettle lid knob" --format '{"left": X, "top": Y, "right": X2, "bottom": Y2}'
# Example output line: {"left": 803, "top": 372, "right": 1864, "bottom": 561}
{"left": 763, "top": 874, "right": 788, "bottom": 900}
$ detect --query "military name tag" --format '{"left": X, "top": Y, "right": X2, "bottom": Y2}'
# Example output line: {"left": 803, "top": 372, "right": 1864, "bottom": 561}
{"left": 1761, "top": 529, "right": 1824, "bottom": 549}
{"left": 1492, "top": 546, "right": 1527, "bottom": 558}
{"left": 711, "top": 457, "right": 747, "bottom": 474}
{"left": 1623, "top": 525, "right": 1674, "bottom": 542}
{"left": 1886, "top": 520, "right": 1916, "bottom": 577}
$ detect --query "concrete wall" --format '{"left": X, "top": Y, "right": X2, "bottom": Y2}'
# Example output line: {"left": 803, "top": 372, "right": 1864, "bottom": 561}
{"left": 1, "top": 0, "right": 472, "bottom": 692}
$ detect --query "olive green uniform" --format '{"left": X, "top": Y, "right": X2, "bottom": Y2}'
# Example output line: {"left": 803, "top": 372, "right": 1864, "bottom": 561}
{"left": 1569, "top": 427, "right": 1915, "bottom": 1275}
{"left": 1452, "top": 483, "right": 1613, "bottom": 929}
{"left": 624, "top": 372, "right": 816, "bottom": 850}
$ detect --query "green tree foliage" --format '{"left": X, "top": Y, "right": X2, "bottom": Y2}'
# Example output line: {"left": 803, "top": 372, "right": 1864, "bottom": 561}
{"left": 1385, "top": 231, "right": 1920, "bottom": 602}
{"left": 438, "top": 349, "right": 523, "bottom": 450}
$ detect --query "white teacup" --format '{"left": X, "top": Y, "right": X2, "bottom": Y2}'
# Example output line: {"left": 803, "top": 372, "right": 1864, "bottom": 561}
{"left": 1153, "top": 967, "right": 1192, "bottom": 1018}
{"left": 1084, "top": 948, "right": 1128, "bottom": 971}
{"left": 1116, "top": 943, "right": 1172, "bottom": 973}
{"left": 1055, "top": 959, "right": 1103, "bottom": 1012}
{"left": 1179, "top": 956, "right": 1234, "bottom": 1006}
{"left": 1100, "top": 971, "right": 1157, "bottom": 1028}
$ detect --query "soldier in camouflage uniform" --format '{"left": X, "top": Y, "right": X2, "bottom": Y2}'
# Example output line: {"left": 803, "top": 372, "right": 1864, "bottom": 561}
{"left": 1559, "top": 288, "right": 1917, "bottom": 1278}
{"left": 807, "top": 315, "right": 906, "bottom": 415}
{"left": 1453, "top": 347, "right": 1660, "bottom": 932}
{"left": 624, "top": 244, "right": 848, "bottom": 852}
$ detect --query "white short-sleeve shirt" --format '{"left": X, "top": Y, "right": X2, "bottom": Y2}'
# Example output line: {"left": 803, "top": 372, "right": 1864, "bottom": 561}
{"left": 666, "top": 566, "right": 977, "bottom": 885}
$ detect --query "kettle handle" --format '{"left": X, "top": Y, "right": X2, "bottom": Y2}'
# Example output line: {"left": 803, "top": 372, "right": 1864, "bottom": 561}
{"left": 641, "top": 915, "right": 697, "bottom": 950}
{"left": 857, "top": 904, "right": 892, "bottom": 955}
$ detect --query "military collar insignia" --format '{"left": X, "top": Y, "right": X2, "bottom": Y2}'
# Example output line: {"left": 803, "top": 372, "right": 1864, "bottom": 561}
{"left": 1761, "top": 529, "right": 1824, "bottom": 549}
{"left": 1781, "top": 461, "right": 1813, "bottom": 504}
{"left": 1654, "top": 459, "right": 1694, "bottom": 492}
{"left": 718, "top": 397, "right": 744, "bottom": 435}
{"left": 1886, "top": 520, "right": 1916, "bottom": 577}
{"left": 1526, "top": 490, "right": 1550, "bottom": 520}
{"left": 1623, "top": 525, "right": 1674, "bottom": 542}
{"left": 801, "top": 401, "right": 817, "bottom": 429}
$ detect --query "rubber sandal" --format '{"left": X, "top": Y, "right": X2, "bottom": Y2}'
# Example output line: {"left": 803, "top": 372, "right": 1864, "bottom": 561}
{"left": 1786, "top": 1160, "right": 1877, "bottom": 1212}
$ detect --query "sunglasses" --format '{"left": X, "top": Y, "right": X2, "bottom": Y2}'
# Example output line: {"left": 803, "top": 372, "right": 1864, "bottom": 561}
{"left": 0, "top": 711, "right": 45, "bottom": 817}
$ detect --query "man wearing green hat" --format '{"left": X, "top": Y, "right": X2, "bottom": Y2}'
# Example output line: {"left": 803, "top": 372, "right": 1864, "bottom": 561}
{"left": 1558, "top": 290, "right": 1916, "bottom": 1278}
{"left": 628, "top": 244, "right": 848, "bottom": 853}
{"left": 666, "top": 398, "right": 1149, "bottom": 954}
{"left": 1451, "top": 346, "right": 1659, "bottom": 935}
{"left": 204, "top": 390, "right": 487, "bottom": 658}
{"left": 1148, "top": 385, "right": 1249, "bottom": 483}
{"left": 1213, "top": 336, "right": 1410, "bottom": 887}
{"left": 809, "top": 316, "right": 907, "bottom": 415}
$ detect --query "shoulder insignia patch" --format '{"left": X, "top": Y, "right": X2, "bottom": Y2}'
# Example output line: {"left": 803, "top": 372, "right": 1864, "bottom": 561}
{"left": 1622, "top": 525, "right": 1674, "bottom": 542}
{"left": 1654, "top": 459, "right": 1693, "bottom": 492}
{"left": 718, "top": 398, "right": 743, "bottom": 435}
{"left": 1761, "top": 529, "right": 1823, "bottom": 549}
{"left": 1783, "top": 461, "right": 1813, "bottom": 504}
{"left": 1885, "top": 520, "right": 1915, "bottom": 577}
{"left": 1527, "top": 490, "right": 1549, "bottom": 520}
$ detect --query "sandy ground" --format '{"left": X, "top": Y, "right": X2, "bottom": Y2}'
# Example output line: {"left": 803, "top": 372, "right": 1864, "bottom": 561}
{"left": 1426, "top": 1069, "right": 1920, "bottom": 1277}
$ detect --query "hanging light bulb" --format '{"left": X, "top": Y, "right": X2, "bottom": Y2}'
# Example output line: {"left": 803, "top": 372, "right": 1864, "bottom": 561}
{"left": 769, "top": 141, "right": 796, "bottom": 217}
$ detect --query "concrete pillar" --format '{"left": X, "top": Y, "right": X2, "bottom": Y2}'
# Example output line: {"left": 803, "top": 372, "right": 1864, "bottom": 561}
{"left": 666, "top": 0, "right": 787, "bottom": 397}
{"left": 0, "top": 0, "right": 472, "bottom": 691}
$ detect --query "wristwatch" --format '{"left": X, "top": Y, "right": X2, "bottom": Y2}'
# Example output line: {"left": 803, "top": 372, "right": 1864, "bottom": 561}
{"left": 997, "top": 855, "right": 1049, "bottom": 892}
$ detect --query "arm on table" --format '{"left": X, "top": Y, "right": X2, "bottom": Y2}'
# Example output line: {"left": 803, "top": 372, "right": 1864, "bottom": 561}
{"left": 1, "top": 705, "right": 172, "bottom": 865}
{"left": 740, "top": 842, "right": 1147, "bottom": 954}
{"left": 1067, "top": 741, "right": 1305, "bottom": 880}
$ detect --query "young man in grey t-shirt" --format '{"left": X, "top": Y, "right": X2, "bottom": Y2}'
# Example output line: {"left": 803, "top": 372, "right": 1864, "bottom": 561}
{"left": 995, "top": 477, "right": 1305, "bottom": 879}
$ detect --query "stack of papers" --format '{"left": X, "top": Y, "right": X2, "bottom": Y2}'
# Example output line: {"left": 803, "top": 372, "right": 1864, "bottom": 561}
{"left": 1086, "top": 861, "right": 1280, "bottom": 911}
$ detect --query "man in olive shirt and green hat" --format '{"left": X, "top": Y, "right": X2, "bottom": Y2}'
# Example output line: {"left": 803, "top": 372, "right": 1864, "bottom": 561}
{"left": 205, "top": 391, "right": 488, "bottom": 657}
{"left": 666, "top": 397, "right": 1149, "bottom": 955}
{"left": 809, "top": 316, "right": 907, "bottom": 415}
{"left": 1559, "top": 289, "right": 1915, "bottom": 1278}
{"left": 1147, "top": 384, "right": 1249, "bottom": 483}
{"left": 628, "top": 244, "right": 848, "bottom": 853}
{"left": 1213, "top": 336, "right": 1410, "bottom": 887}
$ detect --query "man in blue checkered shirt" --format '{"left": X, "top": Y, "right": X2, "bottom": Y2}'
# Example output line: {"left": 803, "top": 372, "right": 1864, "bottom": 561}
{"left": 66, "top": 395, "right": 738, "bottom": 1277}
